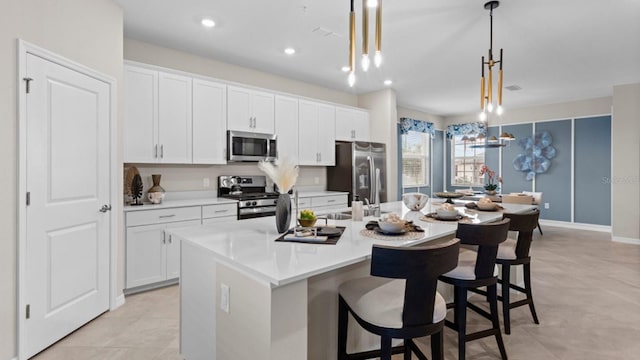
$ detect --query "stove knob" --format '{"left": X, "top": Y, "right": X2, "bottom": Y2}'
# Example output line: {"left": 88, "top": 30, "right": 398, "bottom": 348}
{"left": 245, "top": 201, "right": 252, "bottom": 207}
{"left": 251, "top": 201, "right": 257, "bottom": 206}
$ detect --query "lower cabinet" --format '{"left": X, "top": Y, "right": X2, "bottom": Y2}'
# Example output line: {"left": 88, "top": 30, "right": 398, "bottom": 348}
{"left": 295, "top": 194, "right": 348, "bottom": 212}
{"left": 126, "top": 219, "right": 201, "bottom": 289}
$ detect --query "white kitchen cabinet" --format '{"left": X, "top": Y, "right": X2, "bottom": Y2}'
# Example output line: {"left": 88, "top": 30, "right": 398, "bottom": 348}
{"left": 125, "top": 206, "right": 201, "bottom": 290}
{"left": 158, "top": 72, "right": 192, "bottom": 163}
{"left": 123, "top": 65, "right": 192, "bottom": 163}
{"left": 192, "top": 78, "right": 227, "bottom": 164}
{"left": 335, "top": 107, "right": 370, "bottom": 141}
{"left": 296, "top": 194, "right": 348, "bottom": 212}
{"left": 227, "top": 85, "right": 275, "bottom": 134}
{"left": 202, "top": 203, "right": 237, "bottom": 224}
{"left": 123, "top": 65, "right": 158, "bottom": 163}
{"left": 275, "top": 95, "right": 299, "bottom": 164}
{"left": 298, "top": 100, "right": 336, "bottom": 166}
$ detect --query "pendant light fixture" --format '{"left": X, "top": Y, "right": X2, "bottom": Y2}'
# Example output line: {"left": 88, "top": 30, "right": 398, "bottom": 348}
{"left": 348, "top": 0, "right": 382, "bottom": 87}
{"left": 479, "top": 1, "right": 503, "bottom": 121}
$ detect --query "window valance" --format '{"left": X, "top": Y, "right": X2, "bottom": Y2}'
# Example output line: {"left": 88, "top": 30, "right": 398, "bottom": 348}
{"left": 445, "top": 123, "right": 487, "bottom": 139}
{"left": 399, "top": 118, "right": 435, "bottom": 137}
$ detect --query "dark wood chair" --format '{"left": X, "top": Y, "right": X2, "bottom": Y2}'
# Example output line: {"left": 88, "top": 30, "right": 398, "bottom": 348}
{"left": 497, "top": 209, "right": 541, "bottom": 334}
{"left": 337, "top": 238, "right": 461, "bottom": 360}
{"left": 439, "top": 218, "right": 511, "bottom": 360}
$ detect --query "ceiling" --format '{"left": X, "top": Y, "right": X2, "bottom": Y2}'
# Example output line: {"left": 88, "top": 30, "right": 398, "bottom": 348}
{"left": 115, "top": 0, "right": 640, "bottom": 117}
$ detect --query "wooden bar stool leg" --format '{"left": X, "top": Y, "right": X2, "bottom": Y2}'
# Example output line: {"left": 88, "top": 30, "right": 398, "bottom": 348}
{"left": 337, "top": 297, "right": 348, "bottom": 360}
{"left": 524, "top": 263, "right": 540, "bottom": 324}
{"left": 501, "top": 264, "right": 512, "bottom": 334}
{"left": 431, "top": 331, "right": 444, "bottom": 360}
{"left": 488, "top": 284, "right": 508, "bottom": 360}
{"left": 455, "top": 286, "right": 468, "bottom": 360}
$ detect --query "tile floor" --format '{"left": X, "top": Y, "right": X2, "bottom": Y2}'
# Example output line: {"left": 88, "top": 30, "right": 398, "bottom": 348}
{"left": 33, "top": 225, "right": 640, "bottom": 359}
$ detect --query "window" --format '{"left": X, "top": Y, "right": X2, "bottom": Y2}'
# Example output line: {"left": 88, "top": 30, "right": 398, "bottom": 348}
{"left": 401, "top": 131, "right": 430, "bottom": 187}
{"left": 451, "top": 135, "right": 485, "bottom": 186}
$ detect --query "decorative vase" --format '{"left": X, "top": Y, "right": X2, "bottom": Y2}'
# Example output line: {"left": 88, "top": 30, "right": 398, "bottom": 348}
{"left": 275, "top": 193, "right": 292, "bottom": 233}
{"left": 148, "top": 174, "right": 166, "bottom": 204}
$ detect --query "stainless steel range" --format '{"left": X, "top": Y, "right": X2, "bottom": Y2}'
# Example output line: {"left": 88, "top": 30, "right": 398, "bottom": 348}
{"left": 218, "top": 175, "right": 279, "bottom": 220}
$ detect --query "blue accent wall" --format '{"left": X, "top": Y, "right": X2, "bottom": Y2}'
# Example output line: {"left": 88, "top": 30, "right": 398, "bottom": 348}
{"left": 502, "top": 124, "right": 534, "bottom": 194}
{"left": 397, "top": 123, "right": 403, "bottom": 199}
{"left": 574, "top": 116, "right": 611, "bottom": 225}
{"left": 535, "top": 120, "right": 572, "bottom": 222}
{"left": 485, "top": 126, "right": 500, "bottom": 184}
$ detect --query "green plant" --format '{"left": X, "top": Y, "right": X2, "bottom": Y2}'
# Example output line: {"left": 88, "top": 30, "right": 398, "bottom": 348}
{"left": 300, "top": 209, "right": 316, "bottom": 220}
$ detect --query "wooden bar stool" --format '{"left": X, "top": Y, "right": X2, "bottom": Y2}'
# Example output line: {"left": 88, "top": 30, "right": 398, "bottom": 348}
{"left": 497, "top": 209, "right": 541, "bottom": 334}
{"left": 337, "top": 238, "right": 460, "bottom": 360}
{"left": 439, "top": 219, "right": 510, "bottom": 360}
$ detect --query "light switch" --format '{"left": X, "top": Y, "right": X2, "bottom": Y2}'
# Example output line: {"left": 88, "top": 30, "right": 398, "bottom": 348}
{"left": 544, "top": 203, "right": 550, "bottom": 209}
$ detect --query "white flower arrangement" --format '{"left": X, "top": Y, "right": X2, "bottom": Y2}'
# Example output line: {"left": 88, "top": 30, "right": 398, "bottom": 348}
{"left": 257, "top": 156, "right": 299, "bottom": 194}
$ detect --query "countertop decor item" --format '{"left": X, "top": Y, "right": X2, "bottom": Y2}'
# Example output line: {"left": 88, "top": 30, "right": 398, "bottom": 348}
{"left": 479, "top": 165, "right": 501, "bottom": 193}
{"left": 402, "top": 192, "right": 429, "bottom": 211}
{"left": 124, "top": 166, "right": 140, "bottom": 197}
{"left": 130, "top": 174, "right": 143, "bottom": 206}
{"left": 434, "top": 191, "right": 465, "bottom": 204}
{"left": 147, "top": 174, "right": 166, "bottom": 204}
{"left": 258, "top": 156, "right": 299, "bottom": 233}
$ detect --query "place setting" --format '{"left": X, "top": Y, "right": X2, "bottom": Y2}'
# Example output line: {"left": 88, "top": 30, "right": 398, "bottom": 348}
{"left": 360, "top": 213, "right": 426, "bottom": 240}
{"left": 464, "top": 197, "right": 504, "bottom": 212}
{"left": 421, "top": 203, "right": 474, "bottom": 224}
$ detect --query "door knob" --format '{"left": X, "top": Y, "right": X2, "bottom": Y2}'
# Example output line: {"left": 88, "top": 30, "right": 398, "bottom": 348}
{"left": 99, "top": 204, "right": 112, "bottom": 213}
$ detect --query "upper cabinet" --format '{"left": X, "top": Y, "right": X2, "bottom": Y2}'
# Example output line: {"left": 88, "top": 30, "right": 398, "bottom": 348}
{"left": 335, "top": 107, "right": 370, "bottom": 142}
{"left": 275, "top": 95, "right": 299, "bottom": 164}
{"left": 298, "top": 100, "right": 336, "bottom": 166}
{"left": 123, "top": 64, "right": 227, "bottom": 164}
{"left": 227, "top": 85, "right": 275, "bottom": 134}
{"left": 192, "top": 79, "right": 227, "bottom": 164}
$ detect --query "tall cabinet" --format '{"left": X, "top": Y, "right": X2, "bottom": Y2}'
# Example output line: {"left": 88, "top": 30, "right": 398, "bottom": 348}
{"left": 275, "top": 95, "right": 299, "bottom": 164}
{"left": 192, "top": 78, "right": 227, "bottom": 164}
{"left": 298, "top": 100, "right": 336, "bottom": 166}
{"left": 227, "top": 85, "right": 275, "bottom": 134}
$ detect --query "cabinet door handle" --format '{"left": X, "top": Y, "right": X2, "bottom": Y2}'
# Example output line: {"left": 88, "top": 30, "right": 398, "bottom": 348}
{"left": 319, "top": 153, "right": 322, "bottom": 162}
{"left": 160, "top": 145, "right": 164, "bottom": 158}
{"left": 154, "top": 144, "right": 158, "bottom": 158}
{"left": 159, "top": 214, "right": 176, "bottom": 219}
{"left": 168, "top": 235, "right": 172, "bottom": 244}
{"left": 214, "top": 209, "right": 228, "bottom": 213}
{"left": 327, "top": 199, "right": 336, "bottom": 203}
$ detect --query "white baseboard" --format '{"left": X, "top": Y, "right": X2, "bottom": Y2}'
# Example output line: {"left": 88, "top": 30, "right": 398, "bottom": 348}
{"left": 612, "top": 236, "right": 640, "bottom": 245}
{"left": 539, "top": 219, "right": 611, "bottom": 232}
{"left": 110, "top": 294, "right": 126, "bottom": 311}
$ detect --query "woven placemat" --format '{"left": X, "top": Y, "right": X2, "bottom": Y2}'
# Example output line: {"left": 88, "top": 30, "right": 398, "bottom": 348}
{"left": 420, "top": 213, "right": 473, "bottom": 224}
{"left": 359, "top": 229, "right": 426, "bottom": 241}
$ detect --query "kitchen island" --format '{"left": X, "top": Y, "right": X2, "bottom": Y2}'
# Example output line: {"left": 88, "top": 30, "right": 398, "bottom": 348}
{"left": 170, "top": 200, "right": 536, "bottom": 360}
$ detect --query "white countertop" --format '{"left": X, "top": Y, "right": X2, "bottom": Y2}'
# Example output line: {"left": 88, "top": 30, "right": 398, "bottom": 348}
{"left": 169, "top": 200, "right": 536, "bottom": 287}
{"left": 123, "top": 190, "right": 348, "bottom": 212}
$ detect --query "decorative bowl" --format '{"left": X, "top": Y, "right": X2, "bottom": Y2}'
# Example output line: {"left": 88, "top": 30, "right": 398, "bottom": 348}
{"left": 403, "top": 192, "right": 429, "bottom": 211}
{"left": 378, "top": 220, "right": 407, "bottom": 233}
{"left": 436, "top": 208, "right": 458, "bottom": 219}
{"left": 148, "top": 192, "right": 165, "bottom": 204}
{"left": 477, "top": 202, "right": 497, "bottom": 211}
{"left": 298, "top": 218, "right": 317, "bottom": 228}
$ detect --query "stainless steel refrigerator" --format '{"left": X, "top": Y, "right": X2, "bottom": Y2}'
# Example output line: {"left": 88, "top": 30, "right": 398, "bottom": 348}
{"left": 327, "top": 141, "right": 387, "bottom": 205}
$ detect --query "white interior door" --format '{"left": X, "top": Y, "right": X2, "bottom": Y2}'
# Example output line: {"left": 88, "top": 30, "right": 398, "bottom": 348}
{"left": 24, "top": 53, "right": 110, "bottom": 358}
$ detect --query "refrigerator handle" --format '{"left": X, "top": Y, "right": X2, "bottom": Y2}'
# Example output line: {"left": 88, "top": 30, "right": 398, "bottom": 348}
{"left": 368, "top": 155, "right": 375, "bottom": 203}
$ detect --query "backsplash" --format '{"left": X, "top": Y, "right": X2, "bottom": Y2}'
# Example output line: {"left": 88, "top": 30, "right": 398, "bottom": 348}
{"left": 124, "top": 163, "right": 328, "bottom": 197}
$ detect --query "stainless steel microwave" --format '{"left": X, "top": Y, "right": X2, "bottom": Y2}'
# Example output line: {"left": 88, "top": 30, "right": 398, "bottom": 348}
{"left": 227, "top": 130, "right": 277, "bottom": 162}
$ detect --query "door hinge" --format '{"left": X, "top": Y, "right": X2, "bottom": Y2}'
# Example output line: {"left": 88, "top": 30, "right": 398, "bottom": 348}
{"left": 26, "top": 304, "right": 30, "bottom": 319}
{"left": 26, "top": 192, "right": 31, "bottom": 206}
{"left": 23, "top": 77, "right": 33, "bottom": 94}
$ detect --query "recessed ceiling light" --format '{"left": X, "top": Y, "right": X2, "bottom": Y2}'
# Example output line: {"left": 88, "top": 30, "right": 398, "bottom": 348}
{"left": 201, "top": 18, "right": 215, "bottom": 28}
{"left": 341, "top": 66, "right": 350, "bottom": 72}
{"left": 384, "top": 79, "right": 393, "bottom": 86}
{"left": 284, "top": 47, "right": 296, "bottom": 55}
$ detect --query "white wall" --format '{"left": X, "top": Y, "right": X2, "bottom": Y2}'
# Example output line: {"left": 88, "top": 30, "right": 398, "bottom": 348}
{"left": 358, "top": 89, "right": 399, "bottom": 201}
{"left": 611, "top": 83, "right": 640, "bottom": 242}
{"left": 0, "top": 1, "right": 123, "bottom": 358}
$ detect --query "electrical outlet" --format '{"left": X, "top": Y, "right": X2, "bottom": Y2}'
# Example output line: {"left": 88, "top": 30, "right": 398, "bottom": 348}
{"left": 203, "top": 178, "right": 210, "bottom": 188}
{"left": 544, "top": 203, "right": 550, "bottom": 209}
{"left": 220, "top": 283, "right": 230, "bottom": 313}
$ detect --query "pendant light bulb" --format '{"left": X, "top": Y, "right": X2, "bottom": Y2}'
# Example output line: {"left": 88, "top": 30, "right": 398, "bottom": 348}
{"left": 374, "top": 51, "right": 382, "bottom": 68}
{"left": 479, "top": 111, "right": 487, "bottom": 121}
{"left": 367, "top": 0, "right": 378, "bottom": 7}
{"left": 361, "top": 54, "right": 370, "bottom": 72}
{"left": 496, "top": 105, "right": 504, "bottom": 115}
{"left": 487, "top": 102, "right": 494, "bottom": 113}
{"left": 348, "top": 71, "right": 356, "bottom": 87}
